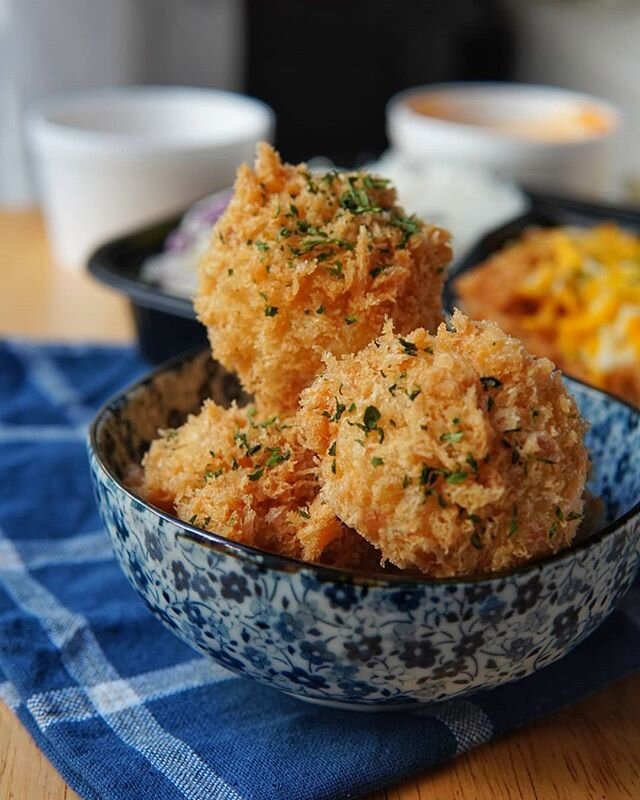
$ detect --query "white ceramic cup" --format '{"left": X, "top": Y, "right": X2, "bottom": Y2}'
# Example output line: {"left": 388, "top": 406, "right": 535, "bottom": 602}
{"left": 387, "top": 83, "right": 619, "bottom": 199}
{"left": 27, "top": 86, "right": 274, "bottom": 267}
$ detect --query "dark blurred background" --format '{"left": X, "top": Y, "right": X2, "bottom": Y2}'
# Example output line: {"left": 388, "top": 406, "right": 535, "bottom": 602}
{"left": 246, "top": 0, "right": 513, "bottom": 164}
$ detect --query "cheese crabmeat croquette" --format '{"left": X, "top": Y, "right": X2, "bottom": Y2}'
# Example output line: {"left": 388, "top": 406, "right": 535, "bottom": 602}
{"left": 298, "top": 310, "right": 589, "bottom": 577}
{"left": 142, "top": 399, "right": 378, "bottom": 569}
{"left": 196, "top": 144, "right": 451, "bottom": 412}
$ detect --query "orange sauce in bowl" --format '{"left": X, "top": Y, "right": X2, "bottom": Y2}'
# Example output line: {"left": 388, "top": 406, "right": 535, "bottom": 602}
{"left": 407, "top": 97, "right": 613, "bottom": 142}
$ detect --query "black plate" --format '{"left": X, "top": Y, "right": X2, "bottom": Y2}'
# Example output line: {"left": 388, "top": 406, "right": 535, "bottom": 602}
{"left": 88, "top": 190, "right": 640, "bottom": 364}
{"left": 88, "top": 216, "right": 207, "bottom": 363}
{"left": 445, "top": 190, "right": 640, "bottom": 311}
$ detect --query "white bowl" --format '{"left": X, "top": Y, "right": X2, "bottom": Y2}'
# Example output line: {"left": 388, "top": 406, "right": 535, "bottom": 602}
{"left": 387, "top": 83, "right": 619, "bottom": 199}
{"left": 28, "top": 86, "right": 274, "bottom": 267}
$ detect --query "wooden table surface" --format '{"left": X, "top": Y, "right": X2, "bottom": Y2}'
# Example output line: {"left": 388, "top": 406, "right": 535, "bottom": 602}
{"left": 1, "top": 209, "right": 639, "bottom": 800}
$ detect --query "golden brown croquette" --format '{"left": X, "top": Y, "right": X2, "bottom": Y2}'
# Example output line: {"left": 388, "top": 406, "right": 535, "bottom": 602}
{"left": 195, "top": 144, "right": 451, "bottom": 412}
{"left": 298, "top": 310, "right": 589, "bottom": 576}
{"left": 142, "top": 399, "right": 380, "bottom": 569}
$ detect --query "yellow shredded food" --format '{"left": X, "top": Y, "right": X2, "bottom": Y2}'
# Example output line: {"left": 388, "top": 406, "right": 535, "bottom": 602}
{"left": 456, "top": 224, "right": 640, "bottom": 406}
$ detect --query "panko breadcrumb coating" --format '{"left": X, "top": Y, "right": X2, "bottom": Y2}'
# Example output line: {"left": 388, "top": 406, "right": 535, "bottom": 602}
{"left": 196, "top": 144, "right": 451, "bottom": 412}
{"left": 142, "top": 399, "right": 379, "bottom": 569}
{"left": 298, "top": 310, "right": 589, "bottom": 576}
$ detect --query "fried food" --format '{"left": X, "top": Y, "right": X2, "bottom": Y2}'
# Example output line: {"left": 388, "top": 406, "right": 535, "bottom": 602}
{"left": 142, "top": 399, "right": 379, "bottom": 569}
{"left": 298, "top": 310, "right": 589, "bottom": 577}
{"left": 196, "top": 144, "right": 451, "bottom": 413}
{"left": 455, "top": 224, "right": 640, "bottom": 406}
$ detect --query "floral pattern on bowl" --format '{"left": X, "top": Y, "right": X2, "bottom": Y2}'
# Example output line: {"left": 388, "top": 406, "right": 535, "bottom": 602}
{"left": 88, "top": 350, "right": 640, "bottom": 709}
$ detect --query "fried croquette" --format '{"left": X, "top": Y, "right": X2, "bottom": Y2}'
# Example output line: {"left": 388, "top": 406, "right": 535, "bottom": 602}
{"left": 196, "top": 144, "right": 451, "bottom": 413}
{"left": 142, "top": 399, "right": 379, "bottom": 568}
{"left": 298, "top": 310, "right": 589, "bottom": 576}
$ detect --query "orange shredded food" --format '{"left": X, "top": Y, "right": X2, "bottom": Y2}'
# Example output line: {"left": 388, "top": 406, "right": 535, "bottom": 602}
{"left": 456, "top": 224, "right": 640, "bottom": 406}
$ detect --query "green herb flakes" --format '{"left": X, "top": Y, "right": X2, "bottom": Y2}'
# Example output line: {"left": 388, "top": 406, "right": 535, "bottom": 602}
{"left": 440, "top": 430, "right": 463, "bottom": 443}
{"left": 480, "top": 376, "right": 503, "bottom": 390}
{"left": 470, "top": 532, "right": 483, "bottom": 550}
{"left": 397, "top": 336, "right": 417, "bottom": 356}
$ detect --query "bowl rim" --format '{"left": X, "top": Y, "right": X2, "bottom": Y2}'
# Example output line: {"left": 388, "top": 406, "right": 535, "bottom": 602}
{"left": 386, "top": 81, "right": 620, "bottom": 149}
{"left": 89, "top": 347, "right": 640, "bottom": 589}
{"left": 27, "top": 85, "right": 275, "bottom": 156}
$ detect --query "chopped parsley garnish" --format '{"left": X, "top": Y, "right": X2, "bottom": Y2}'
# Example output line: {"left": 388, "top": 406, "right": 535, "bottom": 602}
{"left": 204, "top": 469, "right": 223, "bottom": 481}
{"left": 470, "top": 532, "right": 483, "bottom": 550}
{"left": 234, "top": 430, "right": 249, "bottom": 450}
{"left": 390, "top": 213, "right": 421, "bottom": 247}
{"left": 362, "top": 174, "right": 390, "bottom": 190}
{"left": 466, "top": 453, "right": 478, "bottom": 474}
{"left": 402, "top": 474, "right": 412, "bottom": 489}
{"left": 321, "top": 170, "right": 340, "bottom": 185}
{"left": 316, "top": 305, "right": 325, "bottom": 314}
{"left": 370, "top": 266, "right": 384, "bottom": 279}
{"left": 326, "top": 260, "right": 344, "bottom": 278}
{"left": 440, "top": 430, "right": 463, "bottom": 443}
{"left": 348, "top": 402, "right": 356, "bottom": 412}
{"left": 331, "top": 459, "right": 336, "bottom": 474}
{"left": 407, "top": 387, "right": 422, "bottom": 401}
{"left": 302, "top": 170, "right": 318, "bottom": 193}
{"left": 509, "top": 505, "right": 518, "bottom": 536}
{"left": 349, "top": 405, "right": 384, "bottom": 443}
{"left": 371, "top": 456, "right": 384, "bottom": 468}
{"left": 286, "top": 203, "right": 299, "bottom": 218}
{"left": 279, "top": 227, "right": 291, "bottom": 238}
{"left": 397, "top": 337, "right": 418, "bottom": 356}
{"left": 255, "top": 240, "right": 269, "bottom": 252}
{"left": 328, "top": 442, "right": 337, "bottom": 456}
{"left": 248, "top": 467, "right": 264, "bottom": 481}
{"left": 480, "top": 376, "right": 503, "bottom": 390}
{"left": 189, "top": 514, "right": 197, "bottom": 524}
{"left": 446, "top": 470, "right": 468, "bottom": 485}
{"left": 363, "top": 405, "right": 381, "bottom": 430}
{"left": 339, "top": 175, "right": 382, "bottom": 214}
{"left": 297, "top": 508, "right": 311, "bottom": 520}
{"left": 344, "top": 315, "right": 358, "bottom": 325}
{"left": 331, "top": 398, "right": 346, "bottom": 422}
{"left": 420, "top": 465, "right": 447, "bottom": 486}
{"left": 264, "top": 447, "right": 290, "bottom": 468}
{"left": 567, "top": 511, "right": 582, "bottom": 521}
{"left": 264, "top": 305, "right": 279, "bottom": 317}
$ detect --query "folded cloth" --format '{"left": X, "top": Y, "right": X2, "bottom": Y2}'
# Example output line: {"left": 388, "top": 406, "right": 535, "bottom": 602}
{"left": 0, "top": 340, "right": 638, "bottom": 800}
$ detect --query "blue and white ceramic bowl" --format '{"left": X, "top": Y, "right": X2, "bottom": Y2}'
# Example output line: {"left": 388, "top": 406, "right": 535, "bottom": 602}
{"left": 88, "top": 350, "right": 640, "bottom": 710}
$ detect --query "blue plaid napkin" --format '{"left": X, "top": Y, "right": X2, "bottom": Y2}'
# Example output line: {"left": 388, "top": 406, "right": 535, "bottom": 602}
{"left": 0, "top": 340, "right": 639, "bottom": 800}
